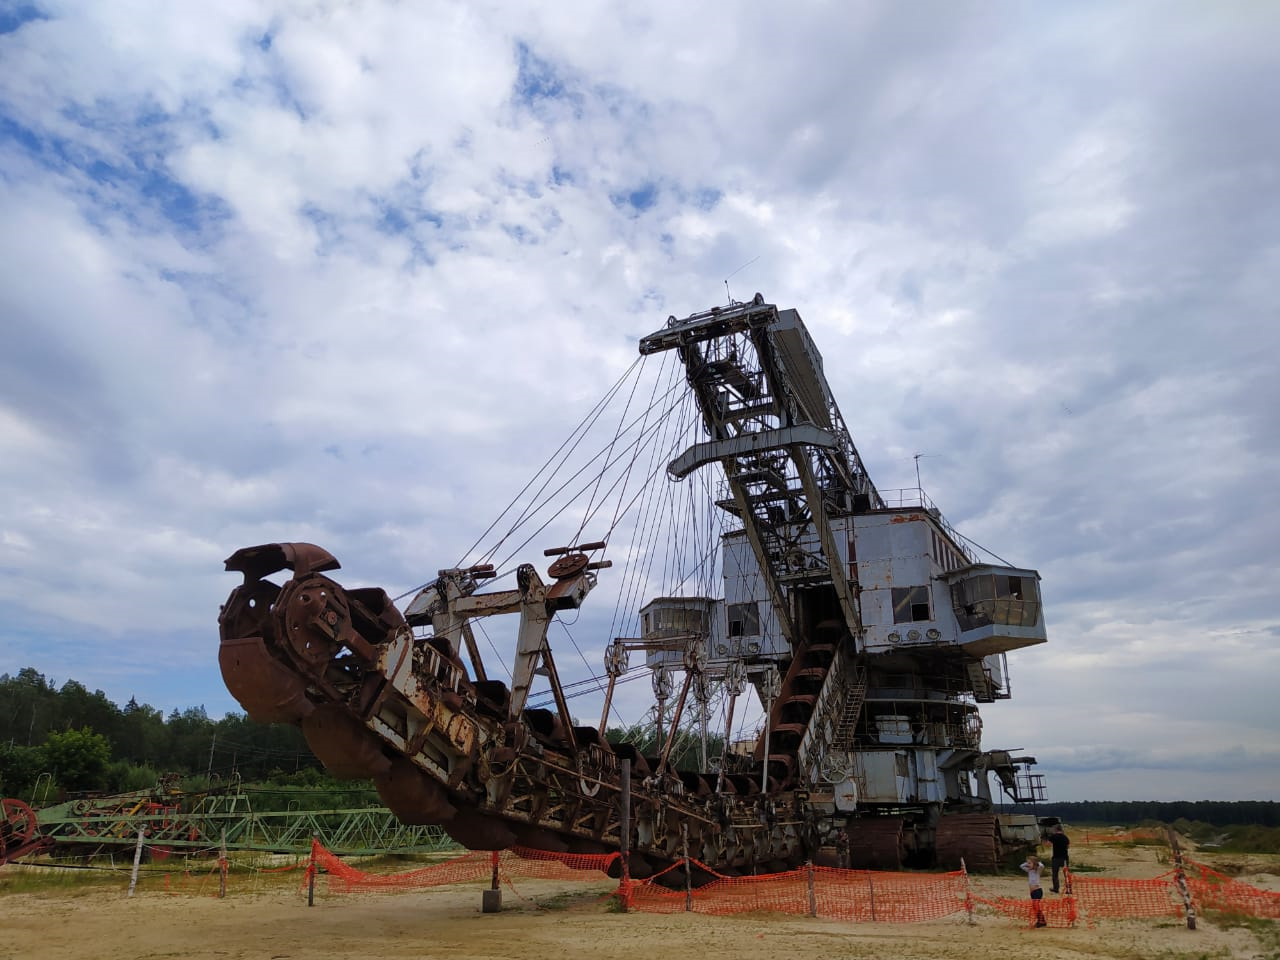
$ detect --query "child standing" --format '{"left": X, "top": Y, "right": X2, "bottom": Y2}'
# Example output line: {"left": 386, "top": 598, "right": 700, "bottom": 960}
{"left": 1020, "top": 854, "right": 1048, "bottom": 927}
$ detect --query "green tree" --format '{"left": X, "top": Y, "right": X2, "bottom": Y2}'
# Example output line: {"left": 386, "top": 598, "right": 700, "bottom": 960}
{"left": 41, "top": 726, "right": 110, "bottom": 792}
{"left": 0, "top": 742, "right": 44, "bottom": 796}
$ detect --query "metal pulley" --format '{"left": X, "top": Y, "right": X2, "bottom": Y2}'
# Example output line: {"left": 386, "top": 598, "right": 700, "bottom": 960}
{"left": 692, "top": 671, "right": 711, "bottom": 705}
{"left": 547, "top": 552, "right": 590, "bottom": 579}
{"left": 651, "top": 665, "right": 673, "bottom": 701}
{"left": 603, "top": 639, "right": 629, "bottom": 677}
{"left": 683, "top": 639, "right": 707, "bottom": 674}
{"left": 723, "top": 659, "right": 748, "bottom": 697}
{"left": 759, "top": 665, "right": 781, "bottom": 704}
{"left": 820, "top": 751, "right": 852, "bottom": 784}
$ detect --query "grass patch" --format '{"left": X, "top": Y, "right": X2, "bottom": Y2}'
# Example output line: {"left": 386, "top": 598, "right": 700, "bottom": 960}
{"left": 534, "top": 889, "right": 597, "bottom": 911}
{"left": 0, "top": 865, "right": 124, "bottom": 896}
{"left": 1205, "top": 910, "right": 1280, "bottom": 960}
{"left": 1067, "top": 861, "right": 1106, "bottom": 873}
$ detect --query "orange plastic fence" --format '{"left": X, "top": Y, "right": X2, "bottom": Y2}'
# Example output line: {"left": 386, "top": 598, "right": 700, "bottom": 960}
{"left": 308, "top": 840, "right": 617, "bottom": 894}
{"left": 1069, "top": 872, "right": 1182, "bottom": 920}
{"left": 1186, "top": 860, "right": 1280, "bottom": 919}
{"left": 975, "top": 894, "right": 1078, "bottom": 928}
{"left": 623, "top": 860, "right": 968, "bottom": 921}
{"left": 160, "top": 862, "right": 220, "bottom": 897}
{"left": 304, "top": 842, "right": 1280, "bottom": 926}
{"left": 1077, "top": 829, "right": 1164, "bottom": 846}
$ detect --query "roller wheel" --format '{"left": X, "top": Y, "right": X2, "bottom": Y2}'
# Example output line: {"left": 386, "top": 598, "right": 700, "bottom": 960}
{"left": 846, "top": 817, "right": 904, "bottom": 870}
{"left": 935, "top": 812, "right": 1000, "bottom": 872}
{"left": 1, "top": 798, "right": 38, "bottom": 859}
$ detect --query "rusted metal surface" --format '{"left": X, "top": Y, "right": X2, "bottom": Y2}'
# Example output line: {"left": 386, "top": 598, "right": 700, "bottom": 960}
{"left": 217, "top": 541, "right": 807, "bottom": 873}
{"left": 0, "top": 798, "right": 49, "bottom": 865}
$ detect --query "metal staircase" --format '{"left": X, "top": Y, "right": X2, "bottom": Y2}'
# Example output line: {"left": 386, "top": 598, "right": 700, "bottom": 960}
{"left": 796, "top": 650, "right": 868, "bottom": 785}
{"left": 831, "top": 665, "right": 868, "bottom": 749}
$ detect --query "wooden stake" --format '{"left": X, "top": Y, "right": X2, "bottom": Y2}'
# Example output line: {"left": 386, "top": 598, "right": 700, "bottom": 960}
{"left": 961, "top": 857, "right": 975, "bottom": 925}
{"left": 682, "top": 822, "right": 692, "bottom": 912}
{"left": 218, "top": 829, "right": 228, "bottom": 899}
{"left": 307, "top": 836, "right": 317, "bottom": 907}
{"left": 619, "top": 758, "right": 631, "bottom": 913}
{"left": 127, "top": 826, "right": 146, "bottom": 898}
{"left": 806, "top": 861, "right": 817, "bottom": 917}
{"left": 1166, "top": 826, "right": 1197, "bottom": 931}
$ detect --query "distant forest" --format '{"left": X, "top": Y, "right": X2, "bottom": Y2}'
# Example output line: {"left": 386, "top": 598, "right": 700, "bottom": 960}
{"left": 0, "top": 667, "right": 706, "bottom": 802}
{"left": 1008, "top": 800, "right": 1280, "bottom": 828}
{"left": 1, "top": 667, "right": 320, "bottom": 799}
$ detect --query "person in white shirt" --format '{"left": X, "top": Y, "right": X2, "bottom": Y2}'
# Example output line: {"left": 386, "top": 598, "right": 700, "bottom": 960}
{"left": 1020, "top": 854, "right": 1047, "bottom": 927}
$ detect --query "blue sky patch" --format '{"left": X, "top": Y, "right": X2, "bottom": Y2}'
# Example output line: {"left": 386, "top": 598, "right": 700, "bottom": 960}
{"left": 513, "top": 40, "right": 565, "bottom": 106}
{"left": 301, "top": 204, "right": 343, "bottom": 255}
{"left": 611, "top": 182, "right": 658, "bottom": 214}
{"left": 0, "top": 4, "right": 45, "bottom": 35}
{"left": 695, "top": 188, "right": 721, "bottom": 211}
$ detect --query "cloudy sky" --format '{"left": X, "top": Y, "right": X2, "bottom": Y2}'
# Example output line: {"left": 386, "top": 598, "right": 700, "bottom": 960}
{"left": 2, "top": 1, "right": 1277, "bottom": 802}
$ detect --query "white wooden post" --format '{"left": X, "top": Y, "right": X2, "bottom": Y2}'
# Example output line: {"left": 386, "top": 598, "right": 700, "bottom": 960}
{"left": 127, "top": 826, "right": 146, "bottom": 897}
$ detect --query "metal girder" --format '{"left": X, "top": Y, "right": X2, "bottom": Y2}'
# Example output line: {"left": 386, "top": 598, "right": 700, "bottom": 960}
{"left": 34, "top": 806, "right": 454, "bottom": 857}
{"left": 667, "top": 425, "right": 840, "bottom": 480}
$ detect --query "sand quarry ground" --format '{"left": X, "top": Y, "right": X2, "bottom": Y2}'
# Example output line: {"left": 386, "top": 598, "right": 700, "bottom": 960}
{"left": 2, "top": 840, "right": 1277, "bottom": 960}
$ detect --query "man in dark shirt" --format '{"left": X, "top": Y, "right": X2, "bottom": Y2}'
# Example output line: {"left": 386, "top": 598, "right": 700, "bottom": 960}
{"left": 1048, "top": 824, "right": 1070, "bottom": 893}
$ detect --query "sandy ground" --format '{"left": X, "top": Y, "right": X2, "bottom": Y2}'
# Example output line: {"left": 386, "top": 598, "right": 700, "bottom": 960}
{"left": 2, "top": 843, "right": 1276, "bottom": 960}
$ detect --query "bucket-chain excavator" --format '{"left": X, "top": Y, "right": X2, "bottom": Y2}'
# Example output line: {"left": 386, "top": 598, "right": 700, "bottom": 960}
{"left": 218, "top": 295, "right": 1049, "bottom": 875}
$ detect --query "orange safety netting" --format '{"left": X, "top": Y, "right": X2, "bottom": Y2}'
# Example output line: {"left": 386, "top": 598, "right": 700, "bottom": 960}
{"left": 1185, "top": 860, "right": 1280, "bottom": 919}
{"left": 160, "top": 862, "right": 221, "bottom": 897}
{"left": 308, "top": 840, "right": 618, "bottom": 894}
{"left": 975, "top": 866, "right": 1184, "bottom": 928}
{"left": 506, "top": 845, "right": 621, "bottom": 879}
{"left": 257, "top": 861, "right": 305, "bottom": 874}
{"left": 1069, "top": 872, "right": 1182, "bottom": 919}
{"left": 304, "top": 842, "right": 1280, "bottom": 926}
{"left": 975, "top": 894, "right": 1079, "bottom": 928}
{"left": 626, "top": 860, "right": 968, "bottom": 921}
{"left": 1077, "top": 829, "right": 1164, "bottom": 846}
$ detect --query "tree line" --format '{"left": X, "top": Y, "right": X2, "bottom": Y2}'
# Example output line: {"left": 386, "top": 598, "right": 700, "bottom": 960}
{"left": 0, "top": 667, "right": 718, "bottom": 803}
{"left": 0, "top": 667, "right": 319, "bottom": 799}
{"left": 1011, "top": 800, "right": 1280, "bottom": 828}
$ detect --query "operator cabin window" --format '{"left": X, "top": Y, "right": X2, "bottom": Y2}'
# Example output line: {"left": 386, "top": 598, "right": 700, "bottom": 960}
{"left": 727, "top": 602, "right": 760, "bottom": 637}
{"left": 892, "top": 586, "right": 931, "bottom": 623}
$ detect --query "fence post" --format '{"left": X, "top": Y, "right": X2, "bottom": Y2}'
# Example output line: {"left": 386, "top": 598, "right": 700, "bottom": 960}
{"left": 867, "top": 874, "right": 877, "bottom": 922}
{"left": 682, "top": 822, "right": 692, "bottom": 912}
{"left": 619, "top": 758, "right": 631, "bottom": 913}
{"left": 1166, "top": 827, "right": 1197, "bottom": 931}
{"left": 127, "top": 825, "right": 146, "bottom": 898}
{"left": 961, "top": 857, "right": 975, "bottom": 925}
{"left": 307, "top": 836, "right": 317, "bottom": 907}
{"left": 482, "top": 850, "right": 503, "bottom": 913}
{"left": 806, "top": 861, "right": 817, "bottom": 918}
{"left": 218, "top": 829, "right": 228, "bottom": 899}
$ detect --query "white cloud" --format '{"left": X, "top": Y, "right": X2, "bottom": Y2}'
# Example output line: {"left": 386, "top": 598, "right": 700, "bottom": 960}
{"left": 0, "top": 1, "right": 1276, "bottom": 796}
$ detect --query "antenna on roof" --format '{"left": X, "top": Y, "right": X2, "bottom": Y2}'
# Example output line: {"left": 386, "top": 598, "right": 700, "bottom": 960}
{"left": 913, "top": 452, "right": 939, "bottom": 494}
{"left": 723, "top": 255, "right": 760, "bottom": 303}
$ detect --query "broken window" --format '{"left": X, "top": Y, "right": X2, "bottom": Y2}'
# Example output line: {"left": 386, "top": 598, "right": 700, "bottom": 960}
{"left": 951, "top": 573, "right": 1040, "bottom": 629}
{"left": 727, "top": 601, "right": 760, "bottom": 637}
{"left": 892, "top": 586, "right": 932, "bottom": 623}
